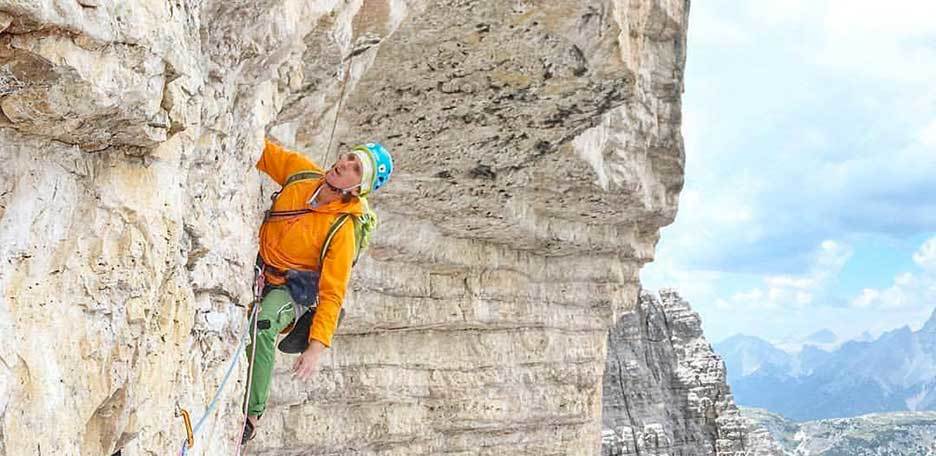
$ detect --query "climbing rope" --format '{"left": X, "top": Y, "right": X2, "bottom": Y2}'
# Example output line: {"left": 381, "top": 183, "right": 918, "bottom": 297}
{"left": 177, "top": 265, "right": 264, "bottom": 456}
{"left": 321, "top": 54, "right": 354, "bottom": 166}
{"left": 233, "top": 310, "right": 260, "bottom": 456}
{"left": 176, "top": 47, "right": 356, "bottom": 456}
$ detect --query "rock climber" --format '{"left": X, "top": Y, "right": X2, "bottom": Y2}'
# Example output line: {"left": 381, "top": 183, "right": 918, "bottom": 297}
{"left": 242, "top": 137, "right": 393, "bottom": 444}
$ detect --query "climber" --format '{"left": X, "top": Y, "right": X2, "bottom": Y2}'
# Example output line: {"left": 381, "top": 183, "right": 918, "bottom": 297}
{"left": 242, "top": 137, "right": 393, "bottom": 444}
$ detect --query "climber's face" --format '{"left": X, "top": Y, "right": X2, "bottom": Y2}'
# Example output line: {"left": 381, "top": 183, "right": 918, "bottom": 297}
{"left": 325, "top": 152, "right": 363, "bottom": 194}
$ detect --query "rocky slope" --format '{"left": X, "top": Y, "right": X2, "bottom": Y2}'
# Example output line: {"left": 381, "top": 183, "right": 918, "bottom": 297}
{"left": 717, "top": 308, "right": 936, "bottom": 421}
{"left": 602, "top": 290, "right": 784, "bottom": 456}
{"left": 744, "top": 408, "right": 936, "bottom": 456}
{"left": 0, "top": 1, "right": 688, "bottom": 455}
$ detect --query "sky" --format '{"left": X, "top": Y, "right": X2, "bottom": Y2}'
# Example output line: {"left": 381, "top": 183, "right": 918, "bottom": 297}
{"left": 640, "top": 0, "right": 936, "bottom": 347}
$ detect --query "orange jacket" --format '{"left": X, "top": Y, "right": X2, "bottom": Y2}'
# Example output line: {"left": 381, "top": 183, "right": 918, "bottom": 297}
{"left": 256, "top": 138, "right": 363, "bottom": 347}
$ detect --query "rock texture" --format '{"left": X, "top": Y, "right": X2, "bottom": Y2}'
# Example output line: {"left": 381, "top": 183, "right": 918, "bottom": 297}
{"left": 0, "top": 1, "right": 687, "bottom": 455}
{"left": 744, "top": 408, "right": 936, "bottom": 456}
{"left": 602, "top": 290, "right": 784, "bottom": 456}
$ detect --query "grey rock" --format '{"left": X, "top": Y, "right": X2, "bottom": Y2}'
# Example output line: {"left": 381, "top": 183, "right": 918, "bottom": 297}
{"left": 602, "top": 290, "right": 784, "bottom": 456}
{"left": 744, "top": 408, "right": 936, "bottom": 456}
{"left": 0, "top": 1, "right": 689, "bottom": 455}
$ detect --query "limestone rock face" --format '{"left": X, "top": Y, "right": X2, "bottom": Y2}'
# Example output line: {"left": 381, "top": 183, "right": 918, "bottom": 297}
{"left": 0, "top": 1, "right": 687, "bottom": 455}
{"left": 602, "top": 290, "right": 785, "bottom": 456}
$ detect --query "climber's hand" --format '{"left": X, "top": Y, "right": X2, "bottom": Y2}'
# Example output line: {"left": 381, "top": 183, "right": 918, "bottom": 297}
{"left": 292, "top": 340, "right": 325, "bottom": 381}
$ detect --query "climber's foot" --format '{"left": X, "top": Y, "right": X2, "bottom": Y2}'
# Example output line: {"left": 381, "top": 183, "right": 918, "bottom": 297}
{"left": 241, "top": 416, "right": 258, "bottom": 445}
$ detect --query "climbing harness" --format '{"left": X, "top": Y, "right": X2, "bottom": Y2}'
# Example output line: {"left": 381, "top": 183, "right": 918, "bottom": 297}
{"left": 176, "top": 264, "right": 264, "bottom": 455}
{"left": 265, "top": 170, "right": 376, "bottom": 266}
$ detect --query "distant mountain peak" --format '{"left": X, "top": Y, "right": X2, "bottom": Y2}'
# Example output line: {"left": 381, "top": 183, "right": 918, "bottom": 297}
{"left": 719, "top": 333, "right": 774, "bottom": 346}
{"left": 723, "top": 311, "right": 936, "bottom": 421}
{"left": 805, "top": 328, "right": 837, "bottom": 344}
{"left": 921, "top": 307, "right": 936, "bottom": 335}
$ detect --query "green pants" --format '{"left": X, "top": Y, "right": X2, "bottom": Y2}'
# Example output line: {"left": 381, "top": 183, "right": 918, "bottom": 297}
{"left": 245, "top": 287, "right": 296, "bottom": 417}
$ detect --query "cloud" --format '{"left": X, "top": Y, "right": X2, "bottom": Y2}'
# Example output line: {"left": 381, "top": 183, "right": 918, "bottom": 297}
{"left": 851, "top": 288, "right": 880, "bottom": 309}
{"left": 850, "top": 236, "right": 936, "bottom": 310}
{"left": 920, "top": 119, "right": 936, "bottom": 148}
{"left": 740, "top": 0, "right": 936, "bottom": 84}
{"left": 913, "top": 236, "right": 936, "bottom": 271}
{"left": 643, "top": 0, "right": 936, "bottom": 343}
{"left": 814, "top": 0, "right": 936, "bottom": 86}
{"left": 824, "top": 0, "right": 936, "bottom": 37}
{"left": 743, "top": 0, "right": 815, "bottom": 28}
{"left": 642, "top": 246, "right": 725, "bottom": 305}
{"left": 691, "top": 8, "right": 747, "bottom": 47}
{"left": 670, "top": 79, "right": 936, "bottom": 274}
{"left": 722, "top": 240, "right": 853, "bottom": 311}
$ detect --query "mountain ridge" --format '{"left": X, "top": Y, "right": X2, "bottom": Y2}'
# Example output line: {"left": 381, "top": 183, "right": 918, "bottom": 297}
{"left": 717, "top": 307, "right": 936, "bottom": 421}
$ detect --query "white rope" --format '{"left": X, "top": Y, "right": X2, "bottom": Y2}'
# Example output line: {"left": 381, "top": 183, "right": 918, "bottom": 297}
{"left": 178, "top": 301, "right": 258, "bottom": 455}
{"left": 234, "top": 302, "right": 260, "bottom": 455}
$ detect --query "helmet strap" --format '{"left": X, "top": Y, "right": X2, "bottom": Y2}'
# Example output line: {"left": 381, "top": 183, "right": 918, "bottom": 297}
{"left": 323, "top": 174, "right": 361, "bottom": 196}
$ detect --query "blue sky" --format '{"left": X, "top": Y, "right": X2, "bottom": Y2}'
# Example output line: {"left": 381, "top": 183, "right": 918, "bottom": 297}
{"left": 641, "top": 0, "right": 936, "bottom": 347}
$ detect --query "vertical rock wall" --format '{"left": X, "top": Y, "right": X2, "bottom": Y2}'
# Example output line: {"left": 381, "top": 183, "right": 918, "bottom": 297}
{"left": 602, "top": 290, "right": 785, "bottom": 456}
{"left": 0, "top": 1, "right": 688, "bottom": 454}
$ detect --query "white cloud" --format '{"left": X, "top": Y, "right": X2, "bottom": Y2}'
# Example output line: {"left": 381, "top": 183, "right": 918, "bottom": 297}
{"left": 691, "top": 9, "right": 748, "bottom": 47}
{"left": 816, "top": 0, "right": 936, "bottom": 83}
{"left": 651, "top": 175, "right": 767, "bottom": 271}
{"left": 766, "top": 276, "right": 814, "bottom": 290}
{"left": 824, "top": 0, "right": 936, "bottom": 36}
{"left": 735, "top": 0, "right": 936, "bottom": 84}
{"left": 671, "top": 75, "right": 935, "bottom": 276}
{"left": 850, "top": 236, "right": 936, "bottom": 310}
{"left": 646, "top": 0, "right": 936, "bottom": 343}
{"left": 814, "top": 240, "right": 853, "bottom": 279}
{"left": 920, "top": 119, "right": 936, "bottom": 148}
{"left": 642, "top": 249, "right": 724, "bottom": 307}
{"left": 732, "top": 288, "right": 764, "bottom": 303}
{"left": 912, "top": 237, "right": 936, "bottom": 270}
{"left": 795, "top": 290, "right": 813, "bottom": 305}
{"left": 851, "top": 288, "right": 880, "bottom": 309}
{"left": 723, "top": 240, "right": 853, "bottom": 311}
{"left": 744, "top": 0, "right": 814, "bottom": 27}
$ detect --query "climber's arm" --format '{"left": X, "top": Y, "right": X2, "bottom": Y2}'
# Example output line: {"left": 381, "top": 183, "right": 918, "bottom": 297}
{"left": 309, "top": 222, "right": 355, "bottom": 348}
{"left": 291, "top": 223, "right": 354, "bottom": 381}
{"left": 256, "top": 138, "right": 323, "bottom": 185}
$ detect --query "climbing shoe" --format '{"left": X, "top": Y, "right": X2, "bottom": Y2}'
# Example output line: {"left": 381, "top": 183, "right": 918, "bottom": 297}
{"left": 241, "top": 419, "right": 256, "bottom": 445}
{"left": 278, "top": 309, "right": 314, "bottom": 354}
{"left": 277, "top": 307, "right": 345, "bottom": 354}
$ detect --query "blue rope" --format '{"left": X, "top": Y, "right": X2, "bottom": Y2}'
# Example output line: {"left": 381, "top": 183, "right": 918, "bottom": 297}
{"left": 179, "top": 304, "right": 258, "bottom": 455}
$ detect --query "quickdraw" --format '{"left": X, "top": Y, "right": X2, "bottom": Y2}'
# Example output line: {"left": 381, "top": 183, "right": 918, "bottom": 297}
{"left": 176, "top": 408, "right": 193, "bottom": 449}
{"left": 176, "top": 47, "right": 356, "bottom": 455}
{"left": 176, "top": 265, "right": 263, "bottom": 455}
